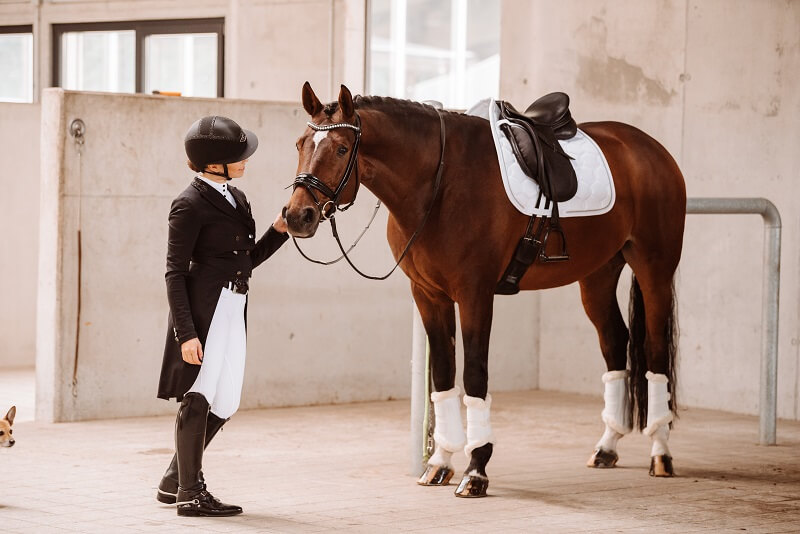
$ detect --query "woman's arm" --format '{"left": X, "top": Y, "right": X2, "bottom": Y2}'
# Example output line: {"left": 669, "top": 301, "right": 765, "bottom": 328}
{"left": 251, "top": 212, "right": 289, "bottom": 269}
{"left": 165, "top": 196, "right": 202, "bottom": 344}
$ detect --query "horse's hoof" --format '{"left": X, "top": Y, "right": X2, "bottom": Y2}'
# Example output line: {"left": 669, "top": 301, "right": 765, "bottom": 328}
{"left": 649, "top": 455, "right": 674, "bottom": 477}
{"left": 586, "top": 448, "right": 618, "bottom": 468}
{"left": 454, "top": 475, "right": 489, "bottom": 498}
{"left": 417, "top": 464, "right": 454, "bottom": 486}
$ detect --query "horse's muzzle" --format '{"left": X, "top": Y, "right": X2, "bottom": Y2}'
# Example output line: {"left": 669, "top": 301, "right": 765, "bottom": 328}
{"left": 283, "top": 202, "right": 320, "bottom": 238}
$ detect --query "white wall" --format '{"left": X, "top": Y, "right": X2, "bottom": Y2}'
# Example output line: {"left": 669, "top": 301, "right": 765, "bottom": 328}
{"left": 501, "top": 0, "right": 800, "bottom": 420}
{"left": 0, "top": 103, "right": 40, "bottom": 368}
{"left": 36, "top": 90, "right": 538, "bottom": 422}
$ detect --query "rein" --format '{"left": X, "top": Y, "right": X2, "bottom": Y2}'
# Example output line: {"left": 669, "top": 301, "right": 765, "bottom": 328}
{"left": 292, "top": 108, "right": 447, "bottom": 280}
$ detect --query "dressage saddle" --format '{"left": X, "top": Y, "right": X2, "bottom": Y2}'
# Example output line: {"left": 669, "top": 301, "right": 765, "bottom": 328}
{"left": 497, "top": 92, "right": 578, "bottom": 202}
{"left": 494, "top": 92, "right": 579, "bottom": 296}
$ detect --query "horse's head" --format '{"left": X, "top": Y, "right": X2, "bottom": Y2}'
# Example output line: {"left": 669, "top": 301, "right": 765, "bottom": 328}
{"left": 283, "top": 82, "right": 361, "bottom": 238}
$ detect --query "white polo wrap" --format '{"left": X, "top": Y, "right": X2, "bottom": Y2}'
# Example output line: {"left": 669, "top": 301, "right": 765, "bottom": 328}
{"left": 644, "top": 371, "right": 673, "bottom": 435}
{"left": 644, "top": 371, "right": 673, "bottom": 456}
{"left": 601, "top": 370, "right": 632, "bottom": 435}
{"left": 463, "top": 394, "right": 495, "bottom": 457}
{"left": 431, "top": 386, "right": 466, "bottom": 453}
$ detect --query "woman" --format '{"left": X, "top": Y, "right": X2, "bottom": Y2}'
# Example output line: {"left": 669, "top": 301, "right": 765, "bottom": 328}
{"left": 156, "top": 115, "right": 288, "bottom": 516}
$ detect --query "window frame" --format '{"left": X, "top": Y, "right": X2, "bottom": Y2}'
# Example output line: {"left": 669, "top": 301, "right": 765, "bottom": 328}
{"left": 52, "top": 18, "right": 224, "bottom": 97}
{"left": 0, "top": 24, "right": 34, "bottom": 103}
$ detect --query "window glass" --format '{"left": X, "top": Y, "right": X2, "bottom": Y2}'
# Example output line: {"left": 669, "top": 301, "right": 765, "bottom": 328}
{"left": 144, "top": 33, "right": 218, "bottom": 97}
{"left": 368, "top": 0, "right": 499, "bottom": 109}
{"left": 0, "top": 32, "right": 33, "bottom": 103}
{"left": 60, "top": 30, "right": 135, "bottom": 93}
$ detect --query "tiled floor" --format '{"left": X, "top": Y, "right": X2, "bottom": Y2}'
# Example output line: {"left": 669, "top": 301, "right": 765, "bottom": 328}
{"left": 2, "top": 389, "right": 799, "bottom": 533}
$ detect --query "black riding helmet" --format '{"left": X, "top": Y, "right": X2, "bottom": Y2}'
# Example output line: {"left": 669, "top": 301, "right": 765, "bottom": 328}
{"left": 184, "top": 116, "right": 258, "bottom": 180}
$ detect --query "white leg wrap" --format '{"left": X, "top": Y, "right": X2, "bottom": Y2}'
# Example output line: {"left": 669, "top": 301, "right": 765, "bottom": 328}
{"left": 596, "top": 426, "right": 624, "bottom": 452}
{"left": 431, "top": 386, "right": 466, "bottom": 454}
{"left": 463, "top": 394, "right": 495, "bottom": 458}
{"left": 601, "top": 370, "right": 632, "bottom": 436}
{"left": 427, "top": 446, "right": 454, "bottom": 468}
{"left": 644, "top": 371, "right": 673, "bottom": 457}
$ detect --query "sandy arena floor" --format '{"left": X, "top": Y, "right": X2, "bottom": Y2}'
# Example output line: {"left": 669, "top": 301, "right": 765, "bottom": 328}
{"left": 2, "top": 390, "right": 800, "bottom": 533}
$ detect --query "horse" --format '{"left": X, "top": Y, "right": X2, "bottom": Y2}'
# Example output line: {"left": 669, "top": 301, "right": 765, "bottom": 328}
{"left": 283, "top": 82, "right": 686, "bottom": 498}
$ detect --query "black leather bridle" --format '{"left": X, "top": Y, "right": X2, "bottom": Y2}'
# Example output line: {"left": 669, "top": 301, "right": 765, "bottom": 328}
{"left": 293, "top": 116, "right": 362, "bottom": 220}
{"left": 291, "top": 108, "right": 446, "bottom": 281}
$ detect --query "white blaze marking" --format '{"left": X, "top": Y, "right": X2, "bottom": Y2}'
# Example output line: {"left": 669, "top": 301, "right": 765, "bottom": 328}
{"left": 311, "top": 130, "right": 328, "bottom": 155}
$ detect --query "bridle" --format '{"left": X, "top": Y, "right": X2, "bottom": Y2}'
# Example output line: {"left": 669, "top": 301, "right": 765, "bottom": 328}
{"left": 293, "top": 116, "right": 362, "bottom": 220}
{"left": 291, "top": 107, "right": 447, "bottom": 280}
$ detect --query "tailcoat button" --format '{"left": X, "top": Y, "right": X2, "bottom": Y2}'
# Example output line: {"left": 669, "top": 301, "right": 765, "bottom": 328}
{"left": 249, "top": 234, "right": 254, "bottom": 238}
{"left": 233, "top": 250, "right": 238, "bottom": 255}
{"left": 236, "top": 271, "right": 242, "bottom": 275}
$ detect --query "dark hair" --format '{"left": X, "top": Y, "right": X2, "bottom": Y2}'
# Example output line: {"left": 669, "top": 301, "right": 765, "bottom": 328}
{"left": 187, "top": 160, "right": 204, "bottom": 173}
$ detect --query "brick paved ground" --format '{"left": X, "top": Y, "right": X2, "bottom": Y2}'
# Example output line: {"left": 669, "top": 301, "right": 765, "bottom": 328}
{"left": 2, "top": 389, "right": 799, "bottom": 533}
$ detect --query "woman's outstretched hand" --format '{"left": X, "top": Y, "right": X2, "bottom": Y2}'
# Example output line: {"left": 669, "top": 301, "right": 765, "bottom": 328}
{"left": 273, "top": 211, "right": 288, "bottom": 233}
{"left": 181, "top": 338, "right": 203, "bottom": 365}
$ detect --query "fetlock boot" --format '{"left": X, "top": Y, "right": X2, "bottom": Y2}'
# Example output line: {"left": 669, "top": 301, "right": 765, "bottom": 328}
{"left": 156, "top": 411, "right": 227, "bottom": 504}
{"left": 174, "top": 392, "right": 242, "bottom": 516}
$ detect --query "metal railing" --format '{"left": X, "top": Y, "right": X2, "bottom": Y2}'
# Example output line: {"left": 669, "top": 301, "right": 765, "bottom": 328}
{"left": 686, "top": 197, "right": 781, "bottom": 446}
{"left": 410, "top": 197, "right": 782, "bottom": 473}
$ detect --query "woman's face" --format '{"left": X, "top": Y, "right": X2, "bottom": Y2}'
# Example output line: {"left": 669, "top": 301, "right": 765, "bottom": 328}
{"left": 207, "top": 158, "right": 248, "bottom": 179}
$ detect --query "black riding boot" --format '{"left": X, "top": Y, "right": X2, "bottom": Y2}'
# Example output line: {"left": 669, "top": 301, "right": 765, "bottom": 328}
{"left": 174, "top": 392, "right": 242, "bottom": 517}
{"left": 156, "top": 411, "right": 227, "bottom": 504}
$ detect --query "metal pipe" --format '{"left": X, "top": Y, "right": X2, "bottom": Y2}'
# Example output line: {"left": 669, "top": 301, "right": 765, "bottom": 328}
{"left": 686, "top": 197, "right": 781, "bottom": 445}
{"left": 410, "top": 301, "right": 427, "bottom": 475}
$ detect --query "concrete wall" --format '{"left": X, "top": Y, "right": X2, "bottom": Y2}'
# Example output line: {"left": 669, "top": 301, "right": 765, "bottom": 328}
{"left": 36, "top": 89, "right": 538, "bottom": 422}
{"left": 501, "top": 0, "right": 800, "bottom": 421}
{"left": 0, "top": 103, "right": 40, "bottom": 368}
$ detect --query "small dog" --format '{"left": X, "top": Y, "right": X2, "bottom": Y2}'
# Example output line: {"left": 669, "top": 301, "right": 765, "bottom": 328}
{"left": 0, "top": 406, "right": 15, "bottom": 447}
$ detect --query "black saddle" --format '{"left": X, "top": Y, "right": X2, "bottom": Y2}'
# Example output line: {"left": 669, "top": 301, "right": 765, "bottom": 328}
{"left": 497, "top": 92, "right": 578, "bottom": 203}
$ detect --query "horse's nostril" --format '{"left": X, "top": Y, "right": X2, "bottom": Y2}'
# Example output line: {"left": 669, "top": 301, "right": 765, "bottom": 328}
{"left": 302, "top": 207, "right": 315, "bottom": 224}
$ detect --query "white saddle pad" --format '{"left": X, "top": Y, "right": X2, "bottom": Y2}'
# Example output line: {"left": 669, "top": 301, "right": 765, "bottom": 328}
{"left": 467, "top": 98, "right": 616, "bottom": 218}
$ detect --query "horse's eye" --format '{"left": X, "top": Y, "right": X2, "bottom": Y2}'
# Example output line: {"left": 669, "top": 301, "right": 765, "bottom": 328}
{"left": 0, "top": 431, "right": 4, "bottom": 436}
{"left": 337, "top": 145, "right": 348, "bottom": 156}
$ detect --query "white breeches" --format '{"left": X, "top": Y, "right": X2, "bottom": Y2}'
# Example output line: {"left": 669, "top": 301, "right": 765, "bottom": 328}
{"left": 188, "top": 287, "right": 247, "bottom": 420}
{"left": 644, "top": 371, "right": 673, "bottom": 457}
{"left": 464, "top": 394, "right": 494, "bottom": 458}
{"left": 596, "top": 370, "right": 632, "bottom": 452}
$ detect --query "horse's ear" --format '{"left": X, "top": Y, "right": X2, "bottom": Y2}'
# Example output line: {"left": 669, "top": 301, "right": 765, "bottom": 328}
{"left": 5, "top": 406, "right": 15, "bottom": 425}
{"left": 338, "top": 84, "right": 354, "bottom": 119}
{"left": 302, "top": 81, "right": 323, "bottom": 117}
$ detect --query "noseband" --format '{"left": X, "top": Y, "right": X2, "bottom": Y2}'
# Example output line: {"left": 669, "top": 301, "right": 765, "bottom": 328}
{"left": 293, "top": 116, "right": 362, "bottom": 220}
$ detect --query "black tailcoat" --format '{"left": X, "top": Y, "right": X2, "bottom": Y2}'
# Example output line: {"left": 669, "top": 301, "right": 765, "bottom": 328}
{"left": 157, "top": 177, "right": 288, "bottom": 400}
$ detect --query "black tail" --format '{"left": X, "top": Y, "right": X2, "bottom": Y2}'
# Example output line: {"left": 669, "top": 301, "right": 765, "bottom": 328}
{"left": 627, "top": 274, "right": 679, "bottom": 431}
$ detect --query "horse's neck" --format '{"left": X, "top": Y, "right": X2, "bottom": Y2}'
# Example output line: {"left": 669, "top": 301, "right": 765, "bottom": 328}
{"left": 357, "top": 108, "right": 443, "bottom": 230}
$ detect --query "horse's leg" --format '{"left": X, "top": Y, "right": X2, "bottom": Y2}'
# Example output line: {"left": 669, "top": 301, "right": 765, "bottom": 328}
{"left": 411, "top": 282, "right": 462, "bottom": 487}
{"left": 579, "top": 252, "right": 633, "bottom": 468}
{"left": 455, "top": 290, "right": 494, "bottom": 498}
{"left": 623, "top": 246, "right": 679, "bottom": 477}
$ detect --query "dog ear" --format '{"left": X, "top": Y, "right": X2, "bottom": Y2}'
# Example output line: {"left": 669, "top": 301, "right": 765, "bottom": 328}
{"left": 5, "top": 406, "right": 15, "bottom": 425}
{"left": 302, "top": 81, "right": 323, "bottom": 117}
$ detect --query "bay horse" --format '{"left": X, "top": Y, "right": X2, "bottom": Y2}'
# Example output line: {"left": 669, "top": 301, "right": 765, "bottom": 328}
{"left": 283, "top": 82, "right": 685, "bottom": 498}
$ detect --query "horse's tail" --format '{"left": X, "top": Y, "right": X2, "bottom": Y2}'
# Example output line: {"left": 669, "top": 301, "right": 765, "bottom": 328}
{"left": 627, "top": 274, "right": 679, "bottom": 431}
